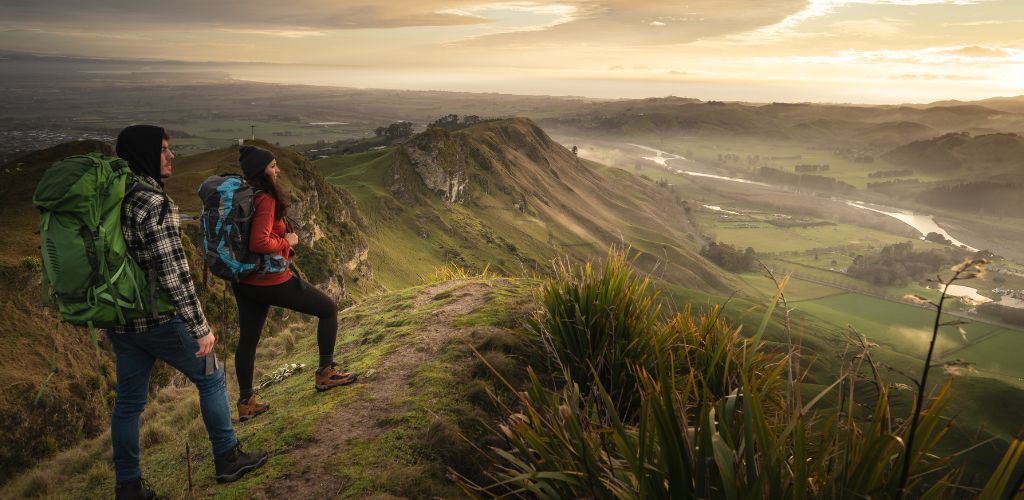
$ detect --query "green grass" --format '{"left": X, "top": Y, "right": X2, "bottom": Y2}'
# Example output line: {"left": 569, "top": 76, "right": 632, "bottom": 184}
{"left": 796, "top": 293, "right": 1023, "bottom": 388}
{"left": 942, "top": 329, "right": 1024, "bottom": 384}
{"left": 469, "top": 250, "right": 1024, "bottom": 498}
{"left": 1, "top": 278, "right": 537, "bottom": 499}
{"left": 317, "top": 149, "right": 392, "bottom": 178}
{"left": 763, "top": 258, "right": 931, "bottom": 300}
{"left": 317, "top": 149, "right": 561, "bottom": 289}
{"left": 698, "top": 211, "right": 914, "bottom": 254}
{"left": 738, "top": 272, "right": 845, "bottom": 302}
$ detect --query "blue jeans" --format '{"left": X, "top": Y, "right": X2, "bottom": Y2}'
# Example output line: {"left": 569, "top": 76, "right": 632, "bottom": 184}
{"left": 107, "top": 317, "right": 237, "bottom": 483}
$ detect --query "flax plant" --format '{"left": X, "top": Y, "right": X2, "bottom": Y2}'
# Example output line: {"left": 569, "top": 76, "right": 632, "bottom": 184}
{"left": 462, "top": 250, "right": 1023, "bottom": 499}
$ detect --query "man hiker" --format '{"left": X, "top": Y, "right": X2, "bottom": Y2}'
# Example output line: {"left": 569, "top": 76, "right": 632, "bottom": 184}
{"left": 107, "top": 125, "right": 266, "bottom": 499}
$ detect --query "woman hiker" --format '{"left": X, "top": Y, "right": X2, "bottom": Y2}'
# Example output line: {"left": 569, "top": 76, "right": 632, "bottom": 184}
{"left": 232, "top": 145, "right": 357, "bottom": 421}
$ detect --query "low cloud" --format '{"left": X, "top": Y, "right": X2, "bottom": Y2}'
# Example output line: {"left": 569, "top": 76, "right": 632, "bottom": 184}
{"left": 0, "top": 1, "right": 492, "bottom": 30}
{"left": 221, "top": 29, "right": 328, "bottom": 38}
{"left": 892, "top": 73, "right": 990, "bottom": 80}
{"left": 731, "top": 0, "right": 1001, "bottom": 43}
{"left": 457, "top": 0, "right": 807, "bottom": 47}
{"left": 943, "top": 45, "right": 1011, "bottom": 57}
{"left": 830, "top": 18, "right": 907, "bottom": 37}
{"left": 770, "top": 45, "right": 1024, "bottom": 65}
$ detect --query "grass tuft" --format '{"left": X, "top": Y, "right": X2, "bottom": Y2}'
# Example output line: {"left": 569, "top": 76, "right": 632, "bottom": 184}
{"left": 462, "top": 248, "right": 1024, "bottom": 499}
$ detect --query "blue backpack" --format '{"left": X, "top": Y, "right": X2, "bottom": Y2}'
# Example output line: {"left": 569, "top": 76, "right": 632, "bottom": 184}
{"left": 197, "top": 174, "right": 264, "bottom": 281}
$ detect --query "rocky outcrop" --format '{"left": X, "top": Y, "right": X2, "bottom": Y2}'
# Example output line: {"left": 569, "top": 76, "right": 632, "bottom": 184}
{"left": 400, "top": 128, "right": 470, "bottom": 203}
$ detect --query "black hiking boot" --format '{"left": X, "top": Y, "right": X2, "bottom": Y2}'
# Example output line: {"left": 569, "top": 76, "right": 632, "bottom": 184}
{"left": 214, "top": 443, "right": 268, "bottom": 483}
{"left": 115, "top": 477, "right": 157, "bottom": 500}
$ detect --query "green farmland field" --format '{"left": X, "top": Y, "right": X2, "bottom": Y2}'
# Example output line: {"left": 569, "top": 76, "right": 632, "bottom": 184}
{"left": 940, "top": 329, "right": 1024, "bottom": 385}
{"left": 798, "top": 293, "right": 1023, "bottom": 387}
{"left": 738, "top": 272, "right": 845, "bottom": 302}
{"left": 700, "top": 214, "right": 914, "bottom": 254}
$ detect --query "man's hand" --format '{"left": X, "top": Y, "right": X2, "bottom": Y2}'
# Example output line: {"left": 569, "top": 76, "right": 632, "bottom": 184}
{"left": 286, "top": 232, "right": 299, "bottom": 246}
{"left": 196, "top": 331, "right": 216, "bottom": 357}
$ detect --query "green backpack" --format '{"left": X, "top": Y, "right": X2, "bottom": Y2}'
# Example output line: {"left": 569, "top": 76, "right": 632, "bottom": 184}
{"left": 33, "top": 153, "right": 175, "bottom": 349}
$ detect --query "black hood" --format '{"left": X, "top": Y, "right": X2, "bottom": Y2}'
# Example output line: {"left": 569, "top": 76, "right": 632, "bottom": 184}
{"left": 116, "top": 125, "right": 165, "bottom": 187}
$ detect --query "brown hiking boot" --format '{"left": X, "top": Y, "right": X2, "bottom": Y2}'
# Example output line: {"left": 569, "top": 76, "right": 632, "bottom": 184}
{"left": 315, "top": 363, "right": 357, "bottom": 392}
{"left": 237, "top": 394, "right": 270, "bottom": 422}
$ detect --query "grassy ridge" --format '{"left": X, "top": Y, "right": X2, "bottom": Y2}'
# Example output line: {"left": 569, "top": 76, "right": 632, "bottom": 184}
{"left": 0, "top": 276, "right": 540, "bottom": 498}
{"left": 315, "top": 119, "right": 743, "bottom": 295}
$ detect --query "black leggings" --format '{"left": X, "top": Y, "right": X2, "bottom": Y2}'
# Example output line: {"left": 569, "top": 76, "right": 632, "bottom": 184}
{"left": 231, "top": 276, "right": 338, "bottom": 401}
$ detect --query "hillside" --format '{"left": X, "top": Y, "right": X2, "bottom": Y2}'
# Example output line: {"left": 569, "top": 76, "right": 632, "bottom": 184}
{"left": 0, "top": 275, "right": 541, "bottom": 498}
{"left": 3, "top": 260, "right": 1021, "bottom": 497}
{"left": 0, "top": 139, "right": 375, "bottom": 481}
{"left": 319, "top": 117, "right": 739, "bottom": 294}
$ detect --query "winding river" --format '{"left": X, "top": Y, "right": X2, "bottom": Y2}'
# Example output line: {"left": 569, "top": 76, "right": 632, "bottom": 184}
{"left": 628, "top": 143, "right": 978, "bottom": 251}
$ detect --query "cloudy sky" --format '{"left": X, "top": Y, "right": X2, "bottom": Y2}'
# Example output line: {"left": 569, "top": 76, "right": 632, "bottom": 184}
{"left": 1, "top": 0, "right": 1021, "bottom": 102}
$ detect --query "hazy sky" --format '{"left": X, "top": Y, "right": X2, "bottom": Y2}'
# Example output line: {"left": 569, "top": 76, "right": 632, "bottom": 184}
{"left": 1, "top": 0, "right": 1022, "bottom": 103}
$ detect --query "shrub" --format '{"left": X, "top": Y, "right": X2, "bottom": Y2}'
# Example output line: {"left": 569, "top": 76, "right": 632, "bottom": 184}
{"left": 462, "top": 251, "right": 1023, "bottom": 498}
{"left": 19, "top": 255, "right": 40, "bottom": 271}
{"left": 526, "top": 250, "right": 663, "bottom": 417}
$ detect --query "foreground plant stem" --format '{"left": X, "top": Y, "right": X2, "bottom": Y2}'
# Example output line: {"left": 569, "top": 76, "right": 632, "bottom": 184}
{"left": 897, "top": 263, "right": 970, "bottom": 498}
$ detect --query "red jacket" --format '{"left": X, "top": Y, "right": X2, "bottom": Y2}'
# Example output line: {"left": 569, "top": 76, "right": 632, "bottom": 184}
{"left": 240, "top": 192, "right": 294, "bottom": 286}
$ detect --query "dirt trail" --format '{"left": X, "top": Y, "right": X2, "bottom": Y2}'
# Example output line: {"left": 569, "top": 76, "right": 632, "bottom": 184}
{"left": 254, "top": 280, "right": 492, "bottom": 498}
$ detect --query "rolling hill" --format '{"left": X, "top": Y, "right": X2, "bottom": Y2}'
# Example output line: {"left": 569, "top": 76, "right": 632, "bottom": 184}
{"left": 883, "top": 131, "right": 1024, "bottom": 173}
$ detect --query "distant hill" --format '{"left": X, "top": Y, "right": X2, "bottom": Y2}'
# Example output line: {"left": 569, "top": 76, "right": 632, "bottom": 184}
{"left": 541, "top": 97, "right": 1022, "bottom": 148}
{"left": 883, "top": 131, "right": 1024, "bottom": 173}
{"left": 924, "top": 95, "right": 1024, "bottom": 114}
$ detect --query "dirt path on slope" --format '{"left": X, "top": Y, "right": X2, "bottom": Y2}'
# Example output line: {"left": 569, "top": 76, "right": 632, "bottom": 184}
{"left": 253, "top": 280, "right": 493, "bottom": 498}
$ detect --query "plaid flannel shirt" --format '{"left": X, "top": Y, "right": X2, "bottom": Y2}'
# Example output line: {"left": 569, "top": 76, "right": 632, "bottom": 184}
{"left": 107, "top": 176, "right": 210, "bottom": 339}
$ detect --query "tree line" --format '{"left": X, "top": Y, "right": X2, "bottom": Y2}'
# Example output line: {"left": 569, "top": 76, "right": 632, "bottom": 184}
{"left": 700, "top": 242, "right": 756, "bottom": 272}
{"left": 757, "top": 167, "right": 856, "bottom": 193}
{"left": 846, "top": 241, "right": 966, "bottom": 286}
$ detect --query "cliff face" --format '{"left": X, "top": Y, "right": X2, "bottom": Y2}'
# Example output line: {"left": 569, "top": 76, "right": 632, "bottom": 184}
{"left": 398, "top": 117, "right": 599, "bottom": 208}
{"left": 400, "top": 128, "right": 471, "bottom": 203}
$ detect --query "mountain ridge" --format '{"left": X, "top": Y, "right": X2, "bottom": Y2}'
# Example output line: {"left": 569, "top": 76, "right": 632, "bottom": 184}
{"left": 323, "top": 117, "right": 737, "bottom": 294}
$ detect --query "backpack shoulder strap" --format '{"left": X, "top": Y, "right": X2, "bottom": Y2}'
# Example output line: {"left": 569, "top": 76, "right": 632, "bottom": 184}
{"left": 126, "top": 179, "right": 171, "bottom": 226}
